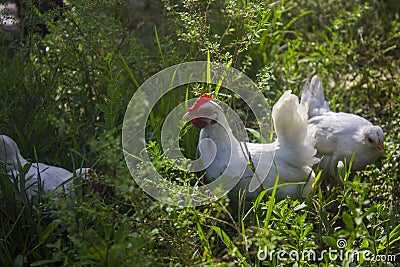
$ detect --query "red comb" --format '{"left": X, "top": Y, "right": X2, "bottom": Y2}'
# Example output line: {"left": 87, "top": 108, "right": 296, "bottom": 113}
{"left": 188, "top": 93, "right": 212, "bottom": 112}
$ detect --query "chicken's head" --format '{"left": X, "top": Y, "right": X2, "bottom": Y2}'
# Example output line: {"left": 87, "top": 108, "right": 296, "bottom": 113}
{"left": 183, "top": 93, "right": 221, "bottom": 129}
{"left": 363, "top": 125, "right": 385, "bottom": 156}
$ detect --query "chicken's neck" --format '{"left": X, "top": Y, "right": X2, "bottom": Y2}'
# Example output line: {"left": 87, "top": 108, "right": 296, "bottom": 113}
{"left": 199, "top": 120, "right": 242, "bottom": 179}
{"left": 200, "top": 120, "right": 238, "bottom": 147}
{"left": 6, "top": 153, "right": 29, "bottom": 172}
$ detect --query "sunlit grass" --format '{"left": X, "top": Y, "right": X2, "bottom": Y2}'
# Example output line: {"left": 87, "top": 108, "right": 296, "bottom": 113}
{"left": 0, "top": 0, "right": 399, "bottom": 266}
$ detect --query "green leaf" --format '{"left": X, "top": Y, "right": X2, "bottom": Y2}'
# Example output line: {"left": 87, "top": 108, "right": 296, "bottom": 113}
{"left": 322, "top": 236, "right": 338, "bottom": 249}
{"left": 197, "top": 222, "right": 211, "bottom": 256}
{"left": 96, "top": 103, "right": 108, "bottom": 114}
{"left": 303, "top": 225, "right": 313, "bottom": 239}
{"left": 253, "top": 189, "right": 269, "bottom": 212}
{"left": 154, "top": 25, "right": 166, "bottom": 68}
{"left": 389, "top": 223, "right": 400, "bottom": 246}
{"left": 30, "top": 259, "right": 62, "bottom": 266}
{"left": 264, "top": 163, "right": 280, "bottom": 230}
{"left": 119, "top": 53, "right": 139, "bottom": 89}
{"left": 342, "top": 211, "right": 354, "bottom": 232}
{"left": 212, "top": 226, "right": 249, "bottom": 267}
{"left": 246, "top": 128, "right": 261, "bottom": 142}
{"left": 39, "top": 220, "right": 60, "bottom": 244}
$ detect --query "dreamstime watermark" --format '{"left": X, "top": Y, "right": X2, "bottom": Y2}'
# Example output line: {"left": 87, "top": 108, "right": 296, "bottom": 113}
{"left": 257, "top": 238, "right": 397, "bottom": 263}
{"left": 122, "top": 61, "right": 274, "bottom": 207}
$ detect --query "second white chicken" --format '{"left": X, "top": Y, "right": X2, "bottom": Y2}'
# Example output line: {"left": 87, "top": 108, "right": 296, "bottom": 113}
{"left": 301, "top": 76, "right": 385, "bottom": 179}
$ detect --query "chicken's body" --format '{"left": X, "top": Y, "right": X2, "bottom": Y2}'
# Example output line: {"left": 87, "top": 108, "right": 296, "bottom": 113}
{"left": 184, "top": 92, "right": 319, "bottom": 205}
{"left": 0, "top": 135, "right": 92, "bottom": 198}
{"left": 301, "top": 76, "right": 385, "bottom": 178}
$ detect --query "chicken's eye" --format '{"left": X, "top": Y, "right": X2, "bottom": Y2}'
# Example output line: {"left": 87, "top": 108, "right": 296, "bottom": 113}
{"left": 367, "top": 137, "right": 374, "bottom": 143}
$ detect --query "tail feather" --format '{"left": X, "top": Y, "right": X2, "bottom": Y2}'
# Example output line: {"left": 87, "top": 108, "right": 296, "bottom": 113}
{"left": 272, "top": 91, "right": 320, "bottom": 169}
{"left": 272, "top": 90, "right": 308, "bottom": 144}
{"left": 301, "top": 75, "right": 330, "bottom": 117}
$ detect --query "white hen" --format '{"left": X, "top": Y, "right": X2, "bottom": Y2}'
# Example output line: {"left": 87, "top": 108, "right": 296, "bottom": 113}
{"left": 0, "top": 135, "right": 93, "bottom": 198}
{"left": 301, "top": 76, "right": 385, "bottom": 178}
{"left": 183, "top": 92, "right": 319, "bottom": 205}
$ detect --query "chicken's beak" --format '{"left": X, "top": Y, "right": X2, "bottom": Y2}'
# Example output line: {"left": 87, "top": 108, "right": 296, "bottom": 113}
{"left": 375, "top": 136, "right": 385, "bottom": 156}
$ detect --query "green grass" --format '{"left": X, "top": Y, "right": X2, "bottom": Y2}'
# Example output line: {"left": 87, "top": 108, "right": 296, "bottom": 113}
{"left": 0, "top": 0, "right": 399, "bottom": 266}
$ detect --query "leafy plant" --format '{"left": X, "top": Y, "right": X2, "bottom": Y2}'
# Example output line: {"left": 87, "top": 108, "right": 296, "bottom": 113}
{"left": 0, "top": 0, "right": 399, "bottom": 266}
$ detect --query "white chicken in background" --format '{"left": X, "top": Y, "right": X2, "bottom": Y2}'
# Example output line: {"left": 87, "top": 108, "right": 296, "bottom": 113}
{"left": 301, "top": 76, "right": 385, "bottom": 179}
{"left": 0, "top": 135, "right": 95, "bottom": 198}
{"left": 183, "top": 92, "right": 319, "bottom": 206}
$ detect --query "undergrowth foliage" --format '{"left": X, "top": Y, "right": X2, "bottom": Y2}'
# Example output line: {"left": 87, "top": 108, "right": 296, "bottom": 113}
{"left": 0, "top": 0, "right": 399, "bottom": 266}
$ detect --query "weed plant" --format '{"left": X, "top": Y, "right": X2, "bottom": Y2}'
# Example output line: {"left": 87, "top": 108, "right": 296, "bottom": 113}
{"left": 0, "top": 0, "right": 399, "bottom": 266}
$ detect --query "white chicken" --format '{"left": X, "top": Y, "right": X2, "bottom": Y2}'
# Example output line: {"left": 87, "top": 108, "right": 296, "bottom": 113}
{"left": 0, "top": 135, "right": 94, "bottom": 198}
{"left": 183, "top": 91, "right": 319, "bottom": 206}
{"left": 301, "top": 75, "right": 385, "bottom": 179}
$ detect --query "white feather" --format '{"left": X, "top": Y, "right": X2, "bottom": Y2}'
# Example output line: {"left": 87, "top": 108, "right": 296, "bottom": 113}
{"left": 0, "top": 135, "right": 92, "bottom": 198}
